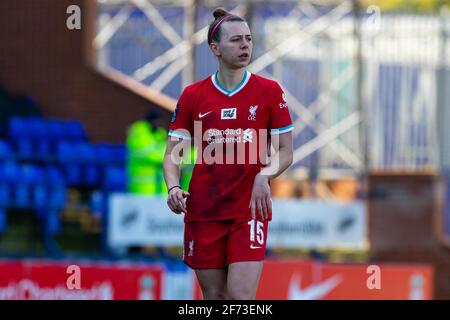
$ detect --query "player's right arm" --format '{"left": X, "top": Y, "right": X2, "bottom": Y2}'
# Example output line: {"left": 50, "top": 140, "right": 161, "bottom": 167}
{"left": 163, "top": 86, "right": 194, "bottom": 215}
{"left": 164, "top": 138, "right": 190, "bottom": 214}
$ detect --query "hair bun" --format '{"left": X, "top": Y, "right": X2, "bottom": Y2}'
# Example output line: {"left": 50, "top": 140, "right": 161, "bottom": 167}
{"left": 213, "top": 8, "right": 228, "bottom": 19}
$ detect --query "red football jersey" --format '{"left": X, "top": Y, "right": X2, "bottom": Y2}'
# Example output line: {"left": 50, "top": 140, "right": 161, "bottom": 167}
{"left": 169, "top": 71, "right": 293, "bottom": 222}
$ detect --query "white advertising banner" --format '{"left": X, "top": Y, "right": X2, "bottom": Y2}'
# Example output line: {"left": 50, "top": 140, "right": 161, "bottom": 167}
{"left": 108, "top": 194, "right": 184, "bottom": 248}
{"left": 107, "top": 194, "right": 367, "bottom": 249}
{"left": 267, "top": 200, "right": 367, "bottom": 249}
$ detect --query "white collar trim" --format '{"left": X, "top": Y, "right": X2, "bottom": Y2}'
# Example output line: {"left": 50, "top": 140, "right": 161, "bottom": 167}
{"left": 211, "top": 70, "right": 251, "bottom": 97}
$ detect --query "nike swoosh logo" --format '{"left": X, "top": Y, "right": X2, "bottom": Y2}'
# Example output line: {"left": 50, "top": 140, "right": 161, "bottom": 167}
{"left": 250, "top": 244, "right": 262, "bottom": 249}
{"left": 288, "top": 274, "right": 342, "bottom": 300}
{"left": 199, "top": 111, "right": 213, "bottom": 118}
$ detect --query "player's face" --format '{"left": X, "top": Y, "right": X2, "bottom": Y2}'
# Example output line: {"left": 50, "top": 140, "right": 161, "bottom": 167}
{"left": 212, "top": 21, "right": 252, "bottom": 69}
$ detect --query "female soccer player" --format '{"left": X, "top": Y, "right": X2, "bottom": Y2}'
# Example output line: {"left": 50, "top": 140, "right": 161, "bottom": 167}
{"left": 163, "top": 8, "right": 293, "bottom": 300}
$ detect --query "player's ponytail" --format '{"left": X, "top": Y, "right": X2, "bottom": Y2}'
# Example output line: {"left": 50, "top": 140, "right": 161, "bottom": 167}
{"left": 213, "top": 7, "right": 228, "bottom": 20}
{"left": 208, "top": 8, "right": 245, "bottom": 45}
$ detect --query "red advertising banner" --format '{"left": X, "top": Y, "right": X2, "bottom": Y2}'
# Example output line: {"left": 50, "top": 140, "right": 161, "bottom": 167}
{"left": 257, "top": 259, "right": 433, "bottom": 300}
{"left": 193, "top": 259, "right": 434, "bottom": 300}
{"left": 0, "top": 260, "right": 164, "bottom": 300}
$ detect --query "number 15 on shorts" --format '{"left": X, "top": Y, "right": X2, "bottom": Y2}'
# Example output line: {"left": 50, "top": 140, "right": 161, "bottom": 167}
{"left": 248, "top": 219, "right": 264, "bottom": 248}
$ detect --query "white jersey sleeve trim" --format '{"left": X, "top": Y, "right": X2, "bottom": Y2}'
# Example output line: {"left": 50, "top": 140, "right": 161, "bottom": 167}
{"left": 168, "top": 129, "right": 192, "bottom": 140}
{"left": 270, "top": 124, "right": 294, "bottom": 135}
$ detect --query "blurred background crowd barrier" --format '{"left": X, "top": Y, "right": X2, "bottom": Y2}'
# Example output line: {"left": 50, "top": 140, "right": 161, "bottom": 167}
{"left": 0, "top": 0, "right": 449, "bottom": 299}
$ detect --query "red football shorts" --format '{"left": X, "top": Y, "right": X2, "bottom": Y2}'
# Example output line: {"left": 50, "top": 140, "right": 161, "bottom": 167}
{"left": 183, "top": 218, "right": 269, "bottom": 269}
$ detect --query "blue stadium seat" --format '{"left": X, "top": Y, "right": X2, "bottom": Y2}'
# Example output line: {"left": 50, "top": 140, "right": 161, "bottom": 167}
{"left": 37, "top": 208, "right": 61, "bottom": 236}
{"left": 62, "top": 163, "right": 82, "bottom": 186}
{"left": 15, "top": 137, "right": 33, "bottom": 158}
{"left": 84, "top": 163, "right": 100, "bottom": 186}
{"left": 94, "top": 143, "right": 127, "bottom": 165}
{"left": 56, "top": 141, "right": 75, "bottom": 163}
{"left": 0, "top": 183, "right": 10, "bottom": 207}
{"left": 1, "top": 161, "right": 19, "bottom": 184}
{"left": 66, "top": 120, "right": 86, "bottom": 142}
{"left": 45, "top": 165, "right": 65, "bottom": 185}
{"left": 27, "top": 117, "right": 47, "bottom": 139}
{"left": 0, "top": 208, "right": 6, "bottom": 233}
{"left": 89, "top": 190, "right": 106, "bottom": 218}
{"left": 35, "top": 139, "right": 51, "bottom": 160}
{"left": 8, "top": 117, "right": 27, "bottom": 139}
{"left": 94, "top": 143, "right": 111, "bottom": 164}
{"left": 33, "top": 184, "right": 47, "bottom": 209}
{"left": 58, "top": 141, "right": 96, "bottom": 163}
{"left": 2, "top": 164, "right": 52, "bottom": 209}
{"left": 47, "top": 186, "right": 66, "bottom": 209}
{"left": 0, "top": 140, "right": 12, "bottom": 160}
{"left": 52, "top": 120, "right": 87, "bottom": 157}
{"left": 14, "top": 183, "right": 31, "bottom": 208}
{"left": 58, "top": 142, "right": 104, "bottom": 186}
{"left": 103, "top": 166, "right": 127, "bottom": 192}
{"left": 48, "top": 120, "right": 66, "bottom": 143}
{"left": 7, "top": 117, "right": 58, "bottom": 160}
{"left": 45, "top": 210, "right": 61, "bottom": 236}
{"left": 77, "top": 143, "right": 96, "bottom": 162}
{"left": 20, "top": 164, "right": 44, "bottom": 185}
{"left": 111, "top": 145, "right": 127, "bottom": 165}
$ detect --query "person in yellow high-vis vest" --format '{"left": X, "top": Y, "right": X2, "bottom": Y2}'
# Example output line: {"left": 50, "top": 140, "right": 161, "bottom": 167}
{"left": 127, "top": 110, "right": 168, "bottom": 195}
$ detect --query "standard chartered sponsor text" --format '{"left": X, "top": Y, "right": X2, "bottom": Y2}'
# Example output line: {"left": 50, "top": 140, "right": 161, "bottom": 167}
{"left": 0, "top": 279, "right": 113, "bottom": 300}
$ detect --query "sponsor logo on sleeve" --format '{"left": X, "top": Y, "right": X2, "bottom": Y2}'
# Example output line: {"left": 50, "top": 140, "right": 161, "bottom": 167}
{"left": 279, "top": 93, "right": 288, "bottom": 109}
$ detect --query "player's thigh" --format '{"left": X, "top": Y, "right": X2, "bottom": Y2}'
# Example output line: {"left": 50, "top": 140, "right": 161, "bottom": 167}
{"left": 227, "top": 261, "right": 263, "bottom": 300}
{"left": 226, "top": 218, "right": 269, "bottom": 265}
{"left": 226, "top": 218, "right": 269, "bottom": 300}
{"left": 195, "top": 269, "right": 228, "bottom": 300}
{"left": 185, "top": 220, "right": 231, "bottom": 299}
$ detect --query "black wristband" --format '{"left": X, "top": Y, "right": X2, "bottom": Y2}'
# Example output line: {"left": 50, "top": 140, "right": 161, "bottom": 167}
{"left": 168, "top": 185, "right": 181, "bottom": 193}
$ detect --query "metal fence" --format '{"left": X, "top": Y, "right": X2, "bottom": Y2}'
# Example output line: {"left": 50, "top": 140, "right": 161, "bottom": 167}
{"left": 94, "top": 0, "right": 450, "bottom": 177}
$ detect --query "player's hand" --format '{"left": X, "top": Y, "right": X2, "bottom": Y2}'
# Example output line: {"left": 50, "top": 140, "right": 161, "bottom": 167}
{"left": 167, "top": 187, "right": 190, "bottom": 214}
{"left": 249, "top": 174, "right": 272, "bottom": 221}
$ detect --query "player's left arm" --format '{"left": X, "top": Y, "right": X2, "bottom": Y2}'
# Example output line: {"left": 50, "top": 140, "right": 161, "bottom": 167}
{"left": 250, "top": 131, "right": 293, "bottom": 220}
